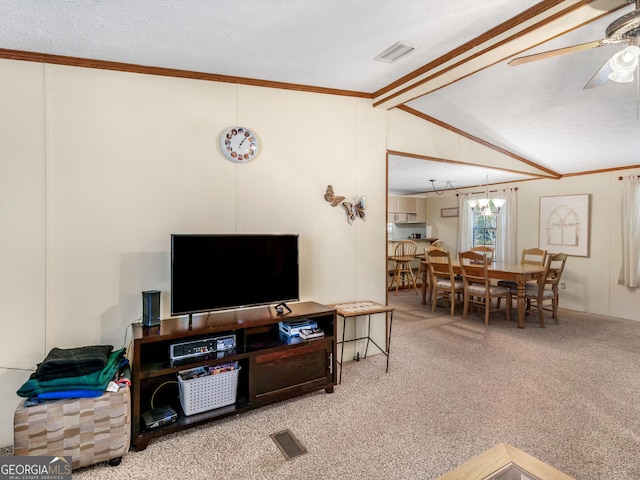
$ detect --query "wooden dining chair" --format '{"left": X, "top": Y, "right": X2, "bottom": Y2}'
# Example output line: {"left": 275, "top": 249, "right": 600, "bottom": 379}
{"left": 418, "top": 247, "right": 430, "bottom": 304}
{"left": 458, "top": 250, "right": 512, "bottom": 325}
{"left": 521, "top": 247, "right": 547, "bottom": 266}
{"left": 427, "top": 248, "right": 463, "bottom": 316}
{"left": 470, "top": 245, "right": 495, "bottom": 263}
{"left": 497, "top": 247, "right": 547, "bottom": 308}
{"left": 420, "top": 246, "right": 445, "bottom": 305}
{"left": 388, "top": 240, "right": 419, "bottom": 295}
{"left": 524, "top": 252, "right": 568, "bottom": 327}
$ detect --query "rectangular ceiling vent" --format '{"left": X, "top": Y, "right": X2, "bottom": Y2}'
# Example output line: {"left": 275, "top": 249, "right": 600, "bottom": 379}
{"left": 374, "top": 41, "right": 418, "bottom": 63}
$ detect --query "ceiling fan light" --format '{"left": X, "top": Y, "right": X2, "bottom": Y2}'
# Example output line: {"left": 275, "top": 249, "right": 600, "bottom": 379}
{"left": 608, "top": 46, "right": 640, "bottom": 83}
{"left": 608, "top": 70, "right": 635, "bottom": 83}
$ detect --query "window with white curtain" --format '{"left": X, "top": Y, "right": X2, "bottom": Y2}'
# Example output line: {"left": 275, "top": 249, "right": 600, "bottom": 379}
{"left": 458, "top": 188, "right": 517, "bottom": 264}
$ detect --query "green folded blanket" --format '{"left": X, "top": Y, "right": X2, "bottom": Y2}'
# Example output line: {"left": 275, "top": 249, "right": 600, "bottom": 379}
{"left": 34, "top": 345, "right": 113, "bottom": 381}
{"left": 17, "top": 348, "right": 126, "bottom": 398}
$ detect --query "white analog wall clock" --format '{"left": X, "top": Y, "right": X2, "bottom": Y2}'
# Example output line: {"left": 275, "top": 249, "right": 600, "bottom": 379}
{"left": 220, "top": 127, "right": 260, "bottom": 163}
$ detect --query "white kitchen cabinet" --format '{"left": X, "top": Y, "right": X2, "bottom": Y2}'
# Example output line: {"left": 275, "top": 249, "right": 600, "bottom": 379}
{"left": 388, "top": 211, "right": 409, "bottom": 223}
{"left": 388, "top": 195, "right": 425, "bottom": 223}
{"left": 414, "top": 197, "right": 426, "bottom": 223}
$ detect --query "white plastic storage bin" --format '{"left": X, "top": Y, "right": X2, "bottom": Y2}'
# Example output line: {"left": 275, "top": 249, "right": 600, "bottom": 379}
{"left": 178, "top": 367, "right": 240, "bottom": 416}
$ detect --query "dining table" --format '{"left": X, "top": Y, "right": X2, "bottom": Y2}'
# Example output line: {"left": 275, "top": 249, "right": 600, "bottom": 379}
{"left": 420, "top": 260, "right": 546, "bottom": 328}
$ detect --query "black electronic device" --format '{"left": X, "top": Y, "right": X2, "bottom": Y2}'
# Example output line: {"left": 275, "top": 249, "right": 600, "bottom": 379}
{"left": 142, "top": 405, "right": 177, "bottom": 430}
{"left": 142, "top": 290, "right": 161, "bottom": 327}
{"left": 169, "top": 334, "right": 236, "bottom": 361}
{"left": 275, "top": 301, "right": 292, "bottom": 315}
{"left": 170, "top": 234, "right": 299, "bottom": 316}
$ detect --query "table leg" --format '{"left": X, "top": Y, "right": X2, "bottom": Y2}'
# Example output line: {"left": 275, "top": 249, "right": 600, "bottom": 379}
{"left": 364, "top": 315, "right": 371, "bottom": 358}
{"left": 339, "top": 316, "right": 346, "bottom": 384}
{"left": 516, "top": 283, "right": 526, "bottom": 329}
{"left": 385, "top": 316, "right": 389, "bottom": 352}
{"left": 386, "top": 311, "right": 393, "bottom": 373}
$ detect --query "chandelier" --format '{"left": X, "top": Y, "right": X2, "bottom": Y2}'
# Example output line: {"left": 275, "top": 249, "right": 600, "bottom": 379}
{"left": 466, "top": 175, "right": 505, "bottom": 215}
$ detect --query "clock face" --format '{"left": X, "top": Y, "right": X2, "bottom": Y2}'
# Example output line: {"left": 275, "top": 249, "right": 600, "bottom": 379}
{"left": 220, "top": 127, "right": 260, "bottom": 163}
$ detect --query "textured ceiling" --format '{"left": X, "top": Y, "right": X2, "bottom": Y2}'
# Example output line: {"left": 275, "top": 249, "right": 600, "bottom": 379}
{"left": 0, "top": 0, "right": 537, "bottom": 92}
{"left": 408, "top": 6, "right": 640, "bottom": 177}
{"left": 0, "top": 0, "right": 637, "bottom": 195}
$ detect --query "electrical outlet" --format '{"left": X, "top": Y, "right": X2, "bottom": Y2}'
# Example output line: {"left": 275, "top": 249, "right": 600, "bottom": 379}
{"left": 560, "top": 282, "right": 566, "bottom": 290}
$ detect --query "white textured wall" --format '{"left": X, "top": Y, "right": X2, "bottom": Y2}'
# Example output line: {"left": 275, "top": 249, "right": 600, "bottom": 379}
{"left": 514, "top": 171, "right": 640, "bottom": 319}
{"left": 0, "top": 60, "right": 387, "bottom": 446}
{"left": 0, "top": 60, "right": 47, "bottom": 447}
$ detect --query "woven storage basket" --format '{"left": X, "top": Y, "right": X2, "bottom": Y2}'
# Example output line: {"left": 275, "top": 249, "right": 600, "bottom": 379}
{"left": 178, "top": 367, "right": 240, "bottom": 416}
{"left": 13, "top": 385, "right": 131, "bottom": 469}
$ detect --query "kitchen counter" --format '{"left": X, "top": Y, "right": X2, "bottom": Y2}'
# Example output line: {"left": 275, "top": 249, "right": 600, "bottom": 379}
{"left": 388, "top": 238, "right": 439, "bottom": 259}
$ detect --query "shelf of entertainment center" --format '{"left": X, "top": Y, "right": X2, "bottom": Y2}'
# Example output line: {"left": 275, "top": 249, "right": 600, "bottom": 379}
{"left": 134, "top": 395, "right": 251, "bottom": 449}
{"left": 138, "top": 336, "right": 335, "bottom": 380}
{"left": 131, "top": 301, "right": 337, "bottom": 451}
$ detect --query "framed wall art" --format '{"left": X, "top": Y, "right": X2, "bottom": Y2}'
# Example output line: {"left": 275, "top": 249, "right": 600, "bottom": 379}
{"left": 539, "top": 194, "right": 590, "bottom": 257}
{"left": 440, "top": 207, "right": 459, "bottom": 218}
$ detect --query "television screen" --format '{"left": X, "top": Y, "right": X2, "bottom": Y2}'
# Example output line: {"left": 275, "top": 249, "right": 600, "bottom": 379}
{"left": 171, "top": 234, "right": 299, "bottom": 316}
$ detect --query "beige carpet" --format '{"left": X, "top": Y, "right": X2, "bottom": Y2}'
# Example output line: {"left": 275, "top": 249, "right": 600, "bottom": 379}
{"left": 10, "top": 291, "right": 640, "bottom": 479}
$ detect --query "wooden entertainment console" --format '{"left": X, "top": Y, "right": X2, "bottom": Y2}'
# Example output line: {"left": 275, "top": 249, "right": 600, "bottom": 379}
{"left": 130, "top": 301, "right": 336, "bottom": 450}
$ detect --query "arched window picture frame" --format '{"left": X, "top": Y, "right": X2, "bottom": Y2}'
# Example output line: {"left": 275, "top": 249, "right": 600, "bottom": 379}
{"left": 539, "top": 194, "right": 590, "bottom": 257}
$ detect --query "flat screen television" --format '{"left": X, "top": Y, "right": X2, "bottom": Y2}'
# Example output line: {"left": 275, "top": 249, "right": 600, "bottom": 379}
{"left": 171, "top": 234, "right": 299, "bottom": 316}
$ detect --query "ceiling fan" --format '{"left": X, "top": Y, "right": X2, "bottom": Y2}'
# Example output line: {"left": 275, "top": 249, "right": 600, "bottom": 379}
{"left": 509, "top": 0, "right": 640, "bottom": 89}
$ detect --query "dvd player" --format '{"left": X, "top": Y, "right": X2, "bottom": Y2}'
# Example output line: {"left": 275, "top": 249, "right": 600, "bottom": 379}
{"left": 142, "top": 406, "right": 177, "bottom": 430}
{"left": 169, "top": 334, "right": 236, "bottom": 361}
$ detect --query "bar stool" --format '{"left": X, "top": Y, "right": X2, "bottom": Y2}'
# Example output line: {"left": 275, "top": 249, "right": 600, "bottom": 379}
{"left": 388, "top": 240, "right": 418, "bottom": 295}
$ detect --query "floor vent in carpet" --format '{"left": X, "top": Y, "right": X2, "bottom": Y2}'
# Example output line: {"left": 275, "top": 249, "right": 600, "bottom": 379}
{"left": 270, "top": 429, "right": 307, "bottom": 460}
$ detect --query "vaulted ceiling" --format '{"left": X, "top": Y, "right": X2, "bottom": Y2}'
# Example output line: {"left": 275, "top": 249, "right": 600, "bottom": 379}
{"left": 1, "top": 0, "right": 638, "bottom": 194}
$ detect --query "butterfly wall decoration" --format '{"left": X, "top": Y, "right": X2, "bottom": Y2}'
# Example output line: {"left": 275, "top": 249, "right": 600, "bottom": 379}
{"left": 324, "top": 185, "right": 366, "bottom": 224}
{"left": 324, "top": 185, "right": 345, "bottom": 206}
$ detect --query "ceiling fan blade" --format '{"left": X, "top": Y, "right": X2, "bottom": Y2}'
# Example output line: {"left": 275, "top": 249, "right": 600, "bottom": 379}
{"left": 584, "top": 58, "right": 612, "bottom": 89}
{"left": 508, "top": 40, "right": 605, "bottom": 66}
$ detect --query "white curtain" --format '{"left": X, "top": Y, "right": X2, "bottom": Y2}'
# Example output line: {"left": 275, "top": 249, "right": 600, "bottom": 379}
{"left": 495, "top": 188, "right": 517, "bottom": 264}
{"left": 457, "top": 188, "right": 517, "bottom": 263}
{"left": 457, "top": 193, "right": 474, "bottom": 254}
{"left": 619, "top": 176, "right": 640, "bottom": 288}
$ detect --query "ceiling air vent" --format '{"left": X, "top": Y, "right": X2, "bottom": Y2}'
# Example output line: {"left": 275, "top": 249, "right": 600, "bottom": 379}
{"left": 374, "top": 41, "right": 418, "bottom": 63}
